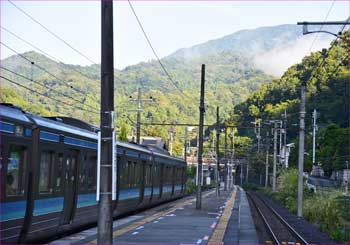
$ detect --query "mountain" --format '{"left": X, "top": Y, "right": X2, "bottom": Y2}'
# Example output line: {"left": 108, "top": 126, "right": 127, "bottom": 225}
{"left": 169, "top": 24, "right": 302, "bottom": 59}
{"left": 0, "top": 24, "right": 337, "bottom": 156}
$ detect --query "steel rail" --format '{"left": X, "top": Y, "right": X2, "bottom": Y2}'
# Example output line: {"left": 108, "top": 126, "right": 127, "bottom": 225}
{"left": 246, "top": 192, "right": 280, "bottom": 244}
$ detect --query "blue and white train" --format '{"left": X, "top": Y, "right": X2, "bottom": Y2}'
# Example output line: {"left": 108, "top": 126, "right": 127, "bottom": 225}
{"left": 0, "top": 103, "right": 186, "bottom": 244}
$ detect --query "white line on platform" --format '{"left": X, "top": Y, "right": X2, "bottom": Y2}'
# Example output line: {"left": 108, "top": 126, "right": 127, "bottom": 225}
{"left": 210, "top": 222, "right": 217, "bottom": 228}
{"left": 132, "top": 232, "right": 139, "bottom": 235}
{"left": 196, "top": 239, "right": 202, "bottom": 244}
{"left": 203, "top": 235, "right": 209, "bottom": 241}
{"left": 136, "top": 226, "right": 144, "bottom": 230}
{"left": 153, "top": 220, "right": 159, "bottom": 223}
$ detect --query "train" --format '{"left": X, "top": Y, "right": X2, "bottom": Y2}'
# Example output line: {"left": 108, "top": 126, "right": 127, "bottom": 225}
{"left": 0, "top": 103, "right": 187, "bottom": 244}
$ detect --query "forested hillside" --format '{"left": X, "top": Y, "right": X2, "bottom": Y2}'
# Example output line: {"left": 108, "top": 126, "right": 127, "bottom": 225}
{"left": 232, "top": 32, "right": 349, "bottom": 175}
{"left": 1, "top": 49, "right": 271, "bottom": 156}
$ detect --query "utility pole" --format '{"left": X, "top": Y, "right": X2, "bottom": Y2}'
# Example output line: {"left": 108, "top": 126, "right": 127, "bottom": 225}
{"left": 184, "top": 127, "right": 188, "bottom": 162}
{"left": 196, "top": 64, "right": 205, "bottom": 210}
{"left": 216, "top": 106, "right": 220, "bottom": 196}
{"left": 230, "top": 129, "right": 235, "bottom": 188}
{"left": 272, "top": 121, "right": 278, "bottom": 192}
{"left": 224, "top": 127, "right": 227, "bottom": 191}
{"left": 98, "top": 1, "right": 114, "bottom": 244}
{"left": 257, "top": 121, "right": 261, "bottom": 154}
{"left": 168, "top": 127, "right": 175, "bottom": 156}
{"left": 265, "top": 132, "right": 270, "bottom": 188}
{"left": 312, "top": 109, "right": 317, "bottom": 165}
{"left": 136, "top": 87, "right": 141, "bottom": 144}
{"left": 284, "top": 110, "right": 287, "bottom": 168}
{"left": 297, "top": 81, "right": 306, "bottom": 217}
{"left": 279, "top": 121, "right": 283, "bottom": 165}
{"left": 129, "top": 88, "right": 155, "bottom": 144}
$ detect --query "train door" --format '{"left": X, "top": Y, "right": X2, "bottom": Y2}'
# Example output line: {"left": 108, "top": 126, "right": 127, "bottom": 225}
{"left": 60, "top": 149, "right": 78, "bottom": 225}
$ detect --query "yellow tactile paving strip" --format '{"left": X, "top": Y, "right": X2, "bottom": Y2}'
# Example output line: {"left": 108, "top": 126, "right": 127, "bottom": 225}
{"left": 207, "top": 186, "right": 237, "bottom": 245}
{"left": 88, "top": 191, "right": 215, "bottom": 244}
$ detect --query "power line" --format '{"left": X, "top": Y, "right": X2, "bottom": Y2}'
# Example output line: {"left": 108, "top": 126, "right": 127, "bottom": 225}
{"left": 1, "top": 75, "right": 99, "bottom": 114}
{"left": 308, "top": 0, "right": 337, "bottom": 52}
{"left": 1, "top": 66, "right": 99, "bottom": 112}
{"left": 2, "top": 27, "right": 129, "bottom": 94}
{"left": 127, "top": 0, "right": 189, "bottom": 99}
{"left": 8, "top": 0, "right": 96, "bottom": 64}
{"left": 1, "top": 26, "right": 102, "bottom": 85}
{"left": 305, "top": 19, "right": 349, "bottom": 86}
{"left": 1, "top": 41, "right": 96, "bottom": 103}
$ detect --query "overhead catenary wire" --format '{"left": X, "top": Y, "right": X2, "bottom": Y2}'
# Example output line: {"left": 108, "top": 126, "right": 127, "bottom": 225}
{"left": 1, "top": 26, "right": 102, "bottom": 85}
{"left": 303, "top": 18, "right": 349, "bottom": 86}
{"left": 8, "top": 0, "right": 96, "bottom": 65}
{"left": 0, "top": 42, "right": 99, "bottom": 111}
{"left": 1, "top": 75, "right": 99, "bottom": 114}
{"left": 308, "top": 0, "right": 337, "bottom": 52}
{"left": 127, "top": 0, "right": 189, "bottom": 99}
{"left": 0, "top": 66, "right": 99, "bottom": 112}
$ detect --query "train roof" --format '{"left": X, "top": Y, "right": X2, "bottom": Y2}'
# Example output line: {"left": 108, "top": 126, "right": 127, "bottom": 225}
{"left": 28, "top": 113, "right": 98, "bottom": 140}
{"left": 0, "top": 103, "right": 32, "bottom": 124}
{"left": 0, "top": 104, "right": 186, "bottom": 163}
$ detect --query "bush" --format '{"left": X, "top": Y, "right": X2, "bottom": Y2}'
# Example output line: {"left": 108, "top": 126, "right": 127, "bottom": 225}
{"left": 264, "top": 168, "right": 350, "bottom": 243}
{"left": 242, "top": 182, "right": 259, "bottom": 191}
{"left": 185, "top": 180, "right": 197, "bottom": 195}
{"left": 303, "top": 192, "right": 350, "bottom": 243}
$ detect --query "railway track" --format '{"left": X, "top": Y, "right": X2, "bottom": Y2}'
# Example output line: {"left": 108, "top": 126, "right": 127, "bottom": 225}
{"left": 247, "top": 192, "right": 309, "bottom": 245}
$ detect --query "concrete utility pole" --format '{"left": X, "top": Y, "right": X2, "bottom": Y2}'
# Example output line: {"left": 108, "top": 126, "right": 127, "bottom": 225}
{"left": 216, "top": 106, "right": 220, "bottom": 197}
{"left": 98, "top": 1, "right": 114, "bottom": 243}
{"left": 265, "top": 132, "right": 270, "bottom": 188}
{"left": 129, "top": 88, "right": 155, "bottom": 144}
{"left": 312, "top": 109, "right": 317, "bottom": 165}
{"left": 272, "top": 121, "right": 278, "bottom": 192}
{"left": 224, "top": 127, "right": 227, "bottom": 191}
{"left": 196, "top": 64, "right": 205, "bottom": 210}
{"left": 184, "top": 127, "right": 188, "bottom": 162}
{"left": 231, "top": 129, "right": 235, "bottom": 188}
{"left": 297, "top": 81, "right": 306, "bottom": 217}
{"left": 168, "top": 127, "right": 175, "bottom": 156}
{"left": 283, "top": 110, "right": 287, "bottom": 168}
{"left": 257, "top": 121, "right": 261, "bottom": 154}
{"left": 136, "top": 88, "right": 141, "bottom": 144}
{"left": 279, "top": 121, "right": 283, "bottom": 165}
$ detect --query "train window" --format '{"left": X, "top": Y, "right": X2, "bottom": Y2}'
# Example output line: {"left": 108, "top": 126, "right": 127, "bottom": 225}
{"left": 120, "top": 160, "right": 129, "bottom": 189}
{"left": 79, "top": 155, "right": 88, "bottom": 191}
{"left": 87, "top": 156, "right": 97, "bottom": 190}
{"left": 6, "top": 146, "right": 27, "bottom": 197}
{"left": 145, "top": 164, "right": 152, "bottom": 187}
{"left": 128, "top": 161, "right": 134, "bottom": 188}
{"left": 56, "top": 153, "right": 64, "bottom": 192}
{"left": 39, "top": 151, "right": 55, "bottom": 194}
{"left": 134, "top": 162, "right": 141, "bottom": 187}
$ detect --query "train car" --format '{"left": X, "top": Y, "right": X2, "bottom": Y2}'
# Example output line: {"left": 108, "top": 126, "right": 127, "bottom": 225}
{"left": 0, "top": 103, "right": 186, "bottom": 244}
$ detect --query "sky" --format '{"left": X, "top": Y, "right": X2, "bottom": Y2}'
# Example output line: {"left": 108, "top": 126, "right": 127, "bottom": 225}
{"left": 1, "top": 0, "right": 349, "bottom": 69}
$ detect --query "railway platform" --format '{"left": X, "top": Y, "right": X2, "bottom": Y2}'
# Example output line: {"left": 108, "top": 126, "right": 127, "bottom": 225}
{"left": 49, "top": 185, "right": 258, "bottom": 245}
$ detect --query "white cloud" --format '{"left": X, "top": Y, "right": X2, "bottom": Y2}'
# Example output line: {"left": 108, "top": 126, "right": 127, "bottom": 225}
{"left": 253, "top": 34, "right": 334, "bottom": 77}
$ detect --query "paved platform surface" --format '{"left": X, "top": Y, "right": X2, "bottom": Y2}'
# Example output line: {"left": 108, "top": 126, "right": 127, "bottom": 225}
{"left": 49, "top": 186, "right": 258, "bottom": 245}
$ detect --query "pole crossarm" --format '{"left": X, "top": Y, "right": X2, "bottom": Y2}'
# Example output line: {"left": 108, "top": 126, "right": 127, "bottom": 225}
{"left": 297, "top": 20, "right": 350, "bottom": 41}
